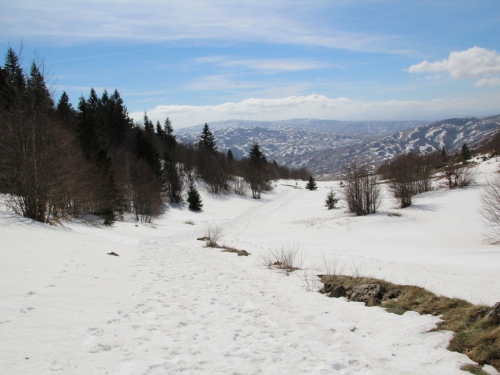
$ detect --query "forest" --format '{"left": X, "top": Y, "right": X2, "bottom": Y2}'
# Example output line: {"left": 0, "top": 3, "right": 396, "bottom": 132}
{"left": 0, "top": 48, "right": 310, "bottom": 224}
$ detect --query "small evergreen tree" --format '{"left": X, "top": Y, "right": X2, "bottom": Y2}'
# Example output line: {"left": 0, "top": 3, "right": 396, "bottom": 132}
{"left": 461, "top": 143, "right": 471, "bottom": 163}
{"left": 198, "top": 123, "right": 217, "bottom": 153}
{"left": 227, "top": 149, "right": 234, "bottom": 162}
{"left": 306, "top": 176, "right": 317, "bottom": 190}
{"left": 187, "top": 182, "right": 203, "bottom": 211}
{"left": 325, "top": 189, "right": 339, "bottom": 209}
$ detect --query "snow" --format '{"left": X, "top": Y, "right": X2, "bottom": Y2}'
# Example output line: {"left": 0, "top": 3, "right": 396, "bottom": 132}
{"left": 1, "top": 159, "right": 499, "bottom": 374}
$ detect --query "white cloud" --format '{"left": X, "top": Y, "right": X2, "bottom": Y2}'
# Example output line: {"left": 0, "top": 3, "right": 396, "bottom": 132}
{"left": 130, "top": 94, "right": 500, "bottom": 128}
{"left": 407, "top": 47, "right": 500, "bottom": 78}
{"left": 215, "top": 58, "right": 336, "bottom": 73}
{"left": 0, "top": 1, "right": 406, "bottom": 54}
{"left": 474, "top": 77, "right": 500, "bottom": 87}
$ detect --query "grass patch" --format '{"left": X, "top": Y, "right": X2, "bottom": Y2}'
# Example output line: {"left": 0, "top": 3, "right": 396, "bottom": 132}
{"left": 460, "top": 364, "right": 490, "bottom": 375}
{"left": 320, "top": 275, "right": 500, "bottom": 372}
{"left": 221, "top": 246, "right": 251, "bottom": 257}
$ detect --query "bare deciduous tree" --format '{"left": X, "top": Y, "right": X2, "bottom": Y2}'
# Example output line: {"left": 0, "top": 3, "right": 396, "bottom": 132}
{"left": 343, "top": 164, "right": 382, "bottom": 215}
{"left": 480, "top": 173, "right": 500, "bottom": 243}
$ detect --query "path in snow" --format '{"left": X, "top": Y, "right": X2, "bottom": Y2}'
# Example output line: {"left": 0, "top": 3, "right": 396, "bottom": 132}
{"left": 71, "top": 188, "right": 475, "bottom": 374}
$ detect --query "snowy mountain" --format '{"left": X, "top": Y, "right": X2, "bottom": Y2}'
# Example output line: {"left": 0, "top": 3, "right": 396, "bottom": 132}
{"left": 177, "top": 119, "right": 425, "bottom": 164}
{"left": 308, "top": 114, "right": 500, "bottom": 178}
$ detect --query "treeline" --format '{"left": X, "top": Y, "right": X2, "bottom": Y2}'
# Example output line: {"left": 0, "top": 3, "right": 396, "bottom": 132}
{"left": 0, "top": 48, "right": 309, "bottom": 224}
{"left": 376, "top": 143, "right": 475, "bottom": 208}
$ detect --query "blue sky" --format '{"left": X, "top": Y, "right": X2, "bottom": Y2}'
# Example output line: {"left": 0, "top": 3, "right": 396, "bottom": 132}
{"left": 1, "top": 0, "right": 499, "bottom": 128}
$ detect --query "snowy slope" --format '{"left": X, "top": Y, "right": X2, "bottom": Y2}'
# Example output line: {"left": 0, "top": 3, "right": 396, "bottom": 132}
{"left": 1, "top": 160, "right": 500, "bottom": 374}
{"left": 311, "top": 115, "right": 500, "bottom": 178}
{"left": 176, "top": 119, "right": 424, "bottom": 167}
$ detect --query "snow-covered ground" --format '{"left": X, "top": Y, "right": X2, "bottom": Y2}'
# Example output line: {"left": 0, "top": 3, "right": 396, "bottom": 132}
{"left": 1, "top": 159, "right": 499, "bottom": 374}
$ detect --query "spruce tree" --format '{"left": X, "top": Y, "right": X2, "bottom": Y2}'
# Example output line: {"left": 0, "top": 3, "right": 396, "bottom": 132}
{"left": 227, "top": 149, "right": 234, "bottom": 162}
{"left": 143, "top": 112, "right": 155, "bottom": 135}
{"left": 56, "top": 91, "right": 76, "bottom": 127}
{"left": 198, "top": 123, "right": 217, "bottom": 153}
{"left": 461, "top": 143, "right": 471, "bottom": 163}
{"left": 187, "top": 182, "right": 203, "bottom": 211}
{"left": 325, "top": 189, "right": 339, "bottom": 209}
{"left": 163, "top": 117, "right": 177, "bottom": 148}
{"left": 306, "top": 176, "right": 317, "bottom": 190}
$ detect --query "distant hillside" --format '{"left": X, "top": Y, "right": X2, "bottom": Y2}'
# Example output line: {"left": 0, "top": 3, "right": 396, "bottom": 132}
{"left": 177, "top": 119, "right": 425, "bottom": 162}
{"left": 302, "top": 115, "right": 500, "bottom": 178}
{"left": 176, "top": 116, "right": 500, "bottom": 179}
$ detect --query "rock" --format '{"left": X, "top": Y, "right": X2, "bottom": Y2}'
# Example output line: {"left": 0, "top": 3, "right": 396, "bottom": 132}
{"left": 383, "top": 289, "right": 401, "bottom": 301}
{"left": 237, "top": 250, "right": 250, "bottom": 256}
{"left": 324, "top": 283, "right": 334, "bottom": 294}
{"left": 328, "top": 285, "right": 346, "bottom": 298}
{"left": 486, "top": 302, "right": 500, "bottom": 321}
{"left": 350, "top": 284, "right": 382, "bottom": 306}
{"left": 107, "top": 252, "right": 119, "bottom": 257}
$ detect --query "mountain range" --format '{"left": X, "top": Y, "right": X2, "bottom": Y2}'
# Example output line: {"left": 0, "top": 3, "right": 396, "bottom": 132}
{"left": 177, "top": 116, "right": 500, "bottom": 179}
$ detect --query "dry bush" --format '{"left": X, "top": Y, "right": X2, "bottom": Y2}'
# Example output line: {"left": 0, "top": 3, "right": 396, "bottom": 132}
{"left": 480, "top": 173, "right": 500, "bottom": 243}
{"left": 296, "top": 269, "right": 321, "bottom": 292}
{"left": 204, "top": 223, "right": 224, "bottom": 247}
{"left": 342, "top": 165, "right": 382, "bottom": 215}
{"left": 258, "top": 242, "right": 304, "bottom": 275}
{"left": 322, "top": 255, "right": 346, "bottom": 279}
{"left": 443, "top": 155, "right": 477, "bottom": 189}
{"left": 232, "top": 177, "right": 249, "bottom": 196}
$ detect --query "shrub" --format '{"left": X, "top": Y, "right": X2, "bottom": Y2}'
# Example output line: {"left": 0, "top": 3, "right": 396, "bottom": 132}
{"left": 305, "top": 176, "right": 317, "bottom": 190}
{"left": 343, "top": 165, "right": 382, "bottom": 215}
{"left": 187, "top": 182, "right": 203, "bottom": 211}
{"left": 324, "top": 189, "right": 339, "bottom": 209}
{"left": 480, "top": 173, "right": 500, "bottom": 243}
{"left": 204, "top": 224, "right": 224, "bottom": 247}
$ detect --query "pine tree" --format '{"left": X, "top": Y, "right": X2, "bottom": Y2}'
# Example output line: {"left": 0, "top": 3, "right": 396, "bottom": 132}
{"left": 187, "top": 182, "right": 203, "bottom": 211}
{"left": 227, "top": 149, "right": 234, "bottom": 162}
{"left": 103, "top": 89, "right": 132, "bottom": 148}
{"left": 306, "top": 176, "right": 317, "bottom": 190}
{"left": 163, "top": 117, "right": 177, "bottom": 148}
{"left": 247, "top": 142, "right": 269, "bottom": 199}
{"left": 56, "top": 91, "right": 76, "bottom": 127}
{"left": 325, "top": 189, "right": 339, "bottom": 209}
{"left": 1, "top": 48, "right": 25, "bottom": 110}
{"left": 198, "top": 123, "right": 217, "bottom": 153}
{"left": 461, "top": 143, "right": 471, "bottom": 163}
{"left": 143, "top": 112, "right": 155, "bottom": 135}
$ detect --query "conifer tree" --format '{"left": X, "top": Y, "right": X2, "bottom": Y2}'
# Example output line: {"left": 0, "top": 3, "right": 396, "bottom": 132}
{"left": 164, "top": 117, "right": 177, "bottom": 148}
{"left": 227, "top": 149, "right": 234, "bottom": 162}
{"left": 143, "top": 112, "right": 155, "bottom": 135}
{"left": 187, "top": 182, "right": 203, "bottom": 211}
{"left": 198, "top": 123, "right": 217, "bottom": 153}
{"left": 103, "top": 89, "right": 132, "bottom": 148}
{"left": 163, "top": 150, "right": 183, "bottom": 203}
{"left": 246, "top": 142, "right": 269, "bottom": 199}
{"left": 306, "top": 176, "right": 318, "bottom": 190}
{"left": 325, "top": 189, "right": 339, "bottom": 209}
{"left": 56, "top": 91, "right": 76, "bottom": 127}
{"left": 461, "top": 143, "right": 471, "bottom": 163}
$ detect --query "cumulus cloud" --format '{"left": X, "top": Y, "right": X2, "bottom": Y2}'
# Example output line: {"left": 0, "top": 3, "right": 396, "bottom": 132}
{"left": 407, "top": 47, "right": 500, "bottom": 78}
{"left": 130, "top": 94, "right": 500, "bottom": 128}
{"left": 474, "top": 77, "right": 500, "bottom": 87}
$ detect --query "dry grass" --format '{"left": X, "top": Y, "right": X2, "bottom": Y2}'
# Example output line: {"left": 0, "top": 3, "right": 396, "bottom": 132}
{"left": 204, "top": 224, "right": 224, "bottom": 248}
{"left": 221, "top": 245, "right": 251, "bottom": 257}
{"left": 258, "top": 242, "right": 304, "bottom": 275}
{"left": 320, "top": 275, "right": 500, "bottom": 372}
{"left": 460, "top": 364, "right": 490, "bottom": 375}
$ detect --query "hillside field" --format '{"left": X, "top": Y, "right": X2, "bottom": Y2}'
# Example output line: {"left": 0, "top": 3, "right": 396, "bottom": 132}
{"left": 1, "top": 158, "right": 499, "bottom": 374}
